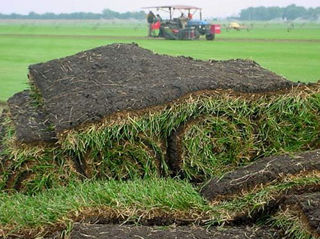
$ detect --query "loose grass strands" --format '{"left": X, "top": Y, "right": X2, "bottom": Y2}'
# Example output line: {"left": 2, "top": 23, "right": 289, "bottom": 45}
{"left": 258, "top": 95, "right": 320, "bottom": 154}
{"left": 81, "top": 138, "right": 166, "bottom": 180}
{"left": 2, "top": 154, "right": 80, "bottom": 194}
{"left": 271, "top": 209, "right": 314, "bottom": 239}
{"left": 0, "top": 121, "right": 80, "bottom": 193}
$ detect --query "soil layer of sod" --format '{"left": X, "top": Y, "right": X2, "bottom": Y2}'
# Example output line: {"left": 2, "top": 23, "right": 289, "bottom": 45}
{"left": 68, "top": 224, "right": 282, "bottom": 239}
{"left": 7, "top": 90, "right": 56, "bottom": 143}
{"left": 3, "top": 43, "right": 320, "bottom": 189}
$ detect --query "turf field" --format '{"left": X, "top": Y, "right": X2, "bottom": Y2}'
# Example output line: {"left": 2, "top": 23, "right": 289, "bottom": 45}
{"left": 0, "top": 20, "right": 319, "bottom": 101}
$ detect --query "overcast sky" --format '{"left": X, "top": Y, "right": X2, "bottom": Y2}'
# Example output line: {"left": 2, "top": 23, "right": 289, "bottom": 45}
{"left": 1, "top": 0, "right": 320, "bottom": 18}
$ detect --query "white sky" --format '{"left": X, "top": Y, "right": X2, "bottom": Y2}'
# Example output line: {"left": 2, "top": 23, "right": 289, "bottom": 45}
{"left": 1, "top": 0, "right": 320, "bottom": 18}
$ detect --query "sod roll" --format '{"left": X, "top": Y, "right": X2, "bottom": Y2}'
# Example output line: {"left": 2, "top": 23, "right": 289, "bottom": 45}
{"left": 201, "top": 150, "right": 320, "bottom": 202}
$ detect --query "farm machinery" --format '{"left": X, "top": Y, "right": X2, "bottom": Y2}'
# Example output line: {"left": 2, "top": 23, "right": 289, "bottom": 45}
{"left": 144, "top": 5, "right": 221, "bottom": 40}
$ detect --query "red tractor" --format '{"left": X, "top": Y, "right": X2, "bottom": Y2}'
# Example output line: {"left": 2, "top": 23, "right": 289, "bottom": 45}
{"left": 144, "top": 5, "right": 221, "bottom": 40}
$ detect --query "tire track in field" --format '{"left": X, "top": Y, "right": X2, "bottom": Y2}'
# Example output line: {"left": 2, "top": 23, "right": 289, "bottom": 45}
{"left": 1, "top": 33, "right": 320, "bottom": 43}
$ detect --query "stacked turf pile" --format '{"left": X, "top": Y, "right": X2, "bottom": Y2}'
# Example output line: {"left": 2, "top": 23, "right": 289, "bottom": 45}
{"left": 1, "top": 43, "right": 312, "bottom": 190}
{"left": 0, "top": 43, "right": 320, "bottom": 238}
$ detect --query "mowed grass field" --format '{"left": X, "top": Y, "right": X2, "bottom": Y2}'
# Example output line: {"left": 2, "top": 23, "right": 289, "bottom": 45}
{"left": 0, "top": 20, "right": 320, "bottom": 101}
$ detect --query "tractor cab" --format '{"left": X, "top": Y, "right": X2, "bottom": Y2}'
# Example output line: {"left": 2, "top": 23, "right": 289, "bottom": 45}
{"left": 143, "top": 5, "right": 220, "bottom": 40}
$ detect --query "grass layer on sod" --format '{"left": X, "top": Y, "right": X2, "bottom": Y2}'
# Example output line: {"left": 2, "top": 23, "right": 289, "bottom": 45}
{"left": 0, "top": 101, "right": 6, "bottom": 114}
{"left": 0, "top": 173, "right": 319, "bottom": 238}
{"left": 2, "top": 85, "right": 320, "bottom": 192}
{"left": 61, "top": 86, "right": 320, "bottom": 182}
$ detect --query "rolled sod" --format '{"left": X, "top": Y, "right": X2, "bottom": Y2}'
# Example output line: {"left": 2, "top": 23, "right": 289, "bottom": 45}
{"left": 201, "top": 150, "right": 320, "bottom": 202}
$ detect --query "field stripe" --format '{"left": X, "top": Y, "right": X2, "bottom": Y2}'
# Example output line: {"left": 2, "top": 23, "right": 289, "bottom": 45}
{"left": 1, "top": 33, "right": 320, "bottom": 43}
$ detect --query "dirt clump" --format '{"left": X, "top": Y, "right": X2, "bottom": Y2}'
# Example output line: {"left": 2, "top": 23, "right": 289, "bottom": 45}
{"left": 69, "top": 223, "right": 282, "bottom": 239}
{"left": 201, "top": 150, "right": 320, "bottom": 202}
{"left": 28, "top": 43, "right": 295, "bottom": 134}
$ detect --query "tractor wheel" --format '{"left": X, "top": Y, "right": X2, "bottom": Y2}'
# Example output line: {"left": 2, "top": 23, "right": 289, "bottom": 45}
{"left": 205, "top": 34, "right": 215, "bottom": 40}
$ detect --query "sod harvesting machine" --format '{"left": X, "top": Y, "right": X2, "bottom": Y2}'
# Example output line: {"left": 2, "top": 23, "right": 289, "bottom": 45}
{"left": 144, "top": 5, "right": 221, "bottom": 40}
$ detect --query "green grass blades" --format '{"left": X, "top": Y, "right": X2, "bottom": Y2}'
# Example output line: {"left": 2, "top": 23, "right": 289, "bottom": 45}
{"left": 0, "top": 149, "right": 80, "bottom": 194}
{"left": 0, "top": 178, "right": 209, "bottom": 237}
{"left": 209, "top": 172, "right": 320, "bottom": 222}
{"left": 271, "top": 211, "right": 314, "bottom": 239}
{"left": 2, "top": 88, "right": 320, "bottom": 193}
{"left": 0, "top": 173, "right": 319, "bottom": 238}
{"left": 179, "top": 115, "right": 255, "bottom": 180}
{"left": 79, "top": 136, "right": 168, "bottom": 180}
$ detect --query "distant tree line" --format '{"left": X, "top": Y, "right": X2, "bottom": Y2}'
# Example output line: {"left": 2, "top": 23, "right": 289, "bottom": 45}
{"left": 240, "top": 4, "right": 320, "bottom": 21}
{"left": 0, "top": 9, "right": 146, "bottom": 20}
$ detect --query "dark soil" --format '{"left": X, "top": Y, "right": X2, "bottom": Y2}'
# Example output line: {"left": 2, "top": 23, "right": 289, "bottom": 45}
{"left": 68, "top": 223, "right": 282, "bottom": 239}
{"left": 285, "top": 192, "right": 320, "bottom": 237}
{"left": 167, "top": 117, "right": 202, "bottom": 178}
{"left": 0, "top": 109, "right": 9, "bottom": 157}
{"left": 7, "top": 90, "right": 56, "bottom": 143}
{"left": 28, "top": 43, "right": 295, "bottom": 133}
{"left": 0, "top": 112, "right": 6, "bottom": 144}
{"left": 201, "top": 150, "right": 320, "bottom": 202}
